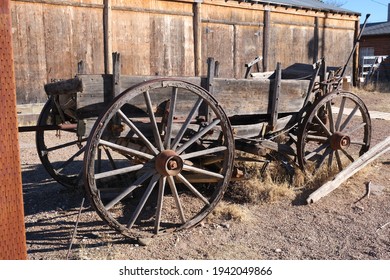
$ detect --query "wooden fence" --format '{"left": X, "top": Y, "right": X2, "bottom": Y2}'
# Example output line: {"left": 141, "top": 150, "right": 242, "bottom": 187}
{"left": 11, "top": 0, "right": 359, "bottom": 105}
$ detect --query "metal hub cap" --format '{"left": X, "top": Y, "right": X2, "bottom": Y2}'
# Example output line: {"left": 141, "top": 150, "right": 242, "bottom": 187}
{"left": 330, "top": 131, "right": 351, "bottom": 150}
{"left": 155, "top": 150, "right": 183, "bottom": 176}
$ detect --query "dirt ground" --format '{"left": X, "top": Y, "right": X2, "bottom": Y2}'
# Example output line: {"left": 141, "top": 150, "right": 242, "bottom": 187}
{"left": 20, "top": 89, "right": 390, "bottom": 260}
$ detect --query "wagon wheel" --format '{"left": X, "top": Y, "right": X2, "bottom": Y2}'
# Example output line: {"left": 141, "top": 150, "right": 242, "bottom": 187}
{"left": 84, "top": 78, "right": 235, "bottom": 238}
{"left": 297, "top": 90, "right": 371, "bottom": 174}
{"left": 36, "top": 99, "right": 85, "bottom": 188}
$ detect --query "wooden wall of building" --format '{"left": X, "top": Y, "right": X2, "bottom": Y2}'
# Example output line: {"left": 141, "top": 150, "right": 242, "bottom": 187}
{"left": 11, "top": 0, "right": 359, "bottom": 104}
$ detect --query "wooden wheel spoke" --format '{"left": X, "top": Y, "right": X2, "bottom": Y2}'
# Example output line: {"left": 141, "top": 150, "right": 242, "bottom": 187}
{"left": 154, "top": 176, "right": 167, "bottom": 234}
{"left": 180, "top": 146, "right": 227, "bottom": 160}
{"left": 335, "top": 150, "right": 343, "bottom": 171}
{"left": 182, "top": 164, "right": 224, "bottom": 179}
{"left": 127, "top": 173, "right": 161, "bottom": 229}
{"left": 167, "top": 176, "right": 186, "bottom": 223}
{"left": 326, "top": 101, "right": 335, "bottom": 133}
{"left": 46, "top": 138, "right": 87, "bottom": 153}
{"left": 304, "top": 143, "right": 330, "bottom": 161}
{"left": 176, "top": 174, "right": 210, "bottom": 205}
{"left": 56, "top": 146, "right": 85, "bottom": 172}
{"left": 99, "top": 139, "right": 154, "bottom": 160}
{"left": 164, "top": 87, "right": 178, "bottom": 149}
{"left": 340, "top": 104, "right": 359, "bottom": 131}
{"left": 143, "top": 91, "right": 164, "bottom": 151}
{"left": 176, "top": 119, "right": 221, "bottom": 154}
{"left": 315, "top": 147, "right": 332, "bottom": 169}
{"left": 328, "top": 150, "right": 334, "bottom": 168}
{"left": 340, "top": 148, "right": 355, "bottom": 163}
{"left": 118, "top": 109, "right": 159, "bottom": 155}
{"left": 171, "top": 97, "right": 204, "bottom": 150}
{"left": 335, "top": 97, "right": 346, "bottom": 131}
{"left": 350, "top": 140, "right": 366, "bottom": 146}
{"left": 94, "top": 164, "right": 144, "bottom": 180}
{"left": 103, "top": 146, "right": 118, "bottom": 169}
{"left": 342, "top": 122, "right": 366, "bottom": 136}
{"left": 313, "top": 115, "right": 332, "bottom": 137}
{"left": 104, "top": 170, "right": 155, "bottom": 210}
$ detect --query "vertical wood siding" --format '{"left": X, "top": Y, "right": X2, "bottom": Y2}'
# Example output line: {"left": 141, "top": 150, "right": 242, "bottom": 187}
{"left": 11, "top": 0, "right": 359, "bottom": 104}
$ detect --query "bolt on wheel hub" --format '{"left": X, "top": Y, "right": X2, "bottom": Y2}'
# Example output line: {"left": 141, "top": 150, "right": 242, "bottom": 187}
{"left": 155, "top": 150, "right": 183, "bottom": 176}
{"left": 330, "top": 131, "right": 350, "bottom": 150}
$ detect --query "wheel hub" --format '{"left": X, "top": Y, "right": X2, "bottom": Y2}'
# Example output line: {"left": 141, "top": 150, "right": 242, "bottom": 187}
{"left": 330, "top": 131, "right": 350, "bottom": 150}
{"left": 155, "top": 150, "right": 183, "bottom": 176}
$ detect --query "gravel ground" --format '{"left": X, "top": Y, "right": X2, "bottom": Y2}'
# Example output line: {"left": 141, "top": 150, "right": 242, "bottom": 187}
{"left": 19, "top": 90, "right": 390, "bottom": 260}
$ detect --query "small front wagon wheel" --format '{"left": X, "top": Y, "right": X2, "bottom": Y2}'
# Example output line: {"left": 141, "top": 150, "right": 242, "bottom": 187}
{"left": 84, "top": 78, "right": 235, "bottom": 238}
{"left": 297, "top": 90, "right": 371, "bottom": 174}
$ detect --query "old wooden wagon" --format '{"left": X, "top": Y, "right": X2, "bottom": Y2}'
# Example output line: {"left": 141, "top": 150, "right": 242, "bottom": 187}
{"left": 19, "top": 17, "right": 372, "bottom": 239}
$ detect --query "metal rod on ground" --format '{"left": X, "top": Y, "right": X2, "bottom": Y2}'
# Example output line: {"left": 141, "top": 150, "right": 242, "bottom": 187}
{"left": 66, "top": 197, "right": 85, "bottom": 260}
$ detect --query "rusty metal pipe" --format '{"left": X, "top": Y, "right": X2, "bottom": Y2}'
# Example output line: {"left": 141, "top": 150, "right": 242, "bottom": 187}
{"left": 18, "top": 123, "right": 77, "bottom": 132}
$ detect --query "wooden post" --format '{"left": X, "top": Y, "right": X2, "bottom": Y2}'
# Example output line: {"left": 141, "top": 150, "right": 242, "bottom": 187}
{"left": 263, "top": 9, "right": 270, "bottom": 72}
{"left": 269, "top": 62, "right": 281, "bottom": 131}
{"left": 104, "top": 0, "right": 113, "bottom": 74}
{"left": 194, "top": 1, "right": 202, "bottom": 76}
{"left": 352, "top": 19, "right": 360, "bottom": 87}
{"left": 200, "top": 57, "right": 215, "bottom": 122}
{"left": 307, "top": 136, "right": 390, "bottom": 204}
{"left": 77, "top": 60, "right": 86, "bottom": 74}
{"left": 313, "top": 17, "right": 319, "bottom": 63}
{"left": 112, "top": 52, "right": 121, "bottom": 99}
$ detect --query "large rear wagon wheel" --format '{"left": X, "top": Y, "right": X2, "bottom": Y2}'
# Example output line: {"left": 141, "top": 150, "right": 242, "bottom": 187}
{"left": 297, "top": 91, "right": 371, "bottom": 174}
{"left": 84, "top": 79, "right": 235, "bottom": 238}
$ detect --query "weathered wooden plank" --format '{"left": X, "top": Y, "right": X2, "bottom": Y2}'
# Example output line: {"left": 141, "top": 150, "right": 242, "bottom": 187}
{"left": 44, "top": 77, "right": 82, "bottom": 96}
{"left": 75, "top": 74, "right": 112, "bottom": 117}
{"left": 201, "top": 22, "right": 234, "bottom": 77}
{"left": 212, "top": 78, "right": 309, "bottom": 116}
{"left": 307, "top": 136, "right": 390, "bottom": 204}
{"left": 75, "top": 75, "right": 203, "bottom": 118}
{"left": 74, "top": 74, "right": 309, "bottom": 118}
{"left": 235, "top": 25, "right": 263, "bottom": 78}
{"left": 11, "top": 2, "right": 47, "bottom": 104}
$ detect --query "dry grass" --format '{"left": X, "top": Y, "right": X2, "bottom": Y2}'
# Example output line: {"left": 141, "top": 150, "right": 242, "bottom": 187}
{"left": 224, "top": 152, "right": 346, "bottom": 204}
{"left": 358, "top": 82, "right": 390, "bottom": 94}
{"left": 225, "top": 155, "right": 297, "bottom": 205}
{"left": 209, "top": 201, "right": 252, "bottom": 223}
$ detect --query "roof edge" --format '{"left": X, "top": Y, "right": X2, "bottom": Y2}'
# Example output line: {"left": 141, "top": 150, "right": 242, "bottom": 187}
{"left": 230, "top": 0, "right": 360, "bottom": 16}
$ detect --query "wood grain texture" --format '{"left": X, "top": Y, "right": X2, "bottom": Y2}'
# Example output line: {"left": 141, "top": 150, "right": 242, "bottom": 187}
{"left": 10, "top": 0, "right": 359, "bottom": 104}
